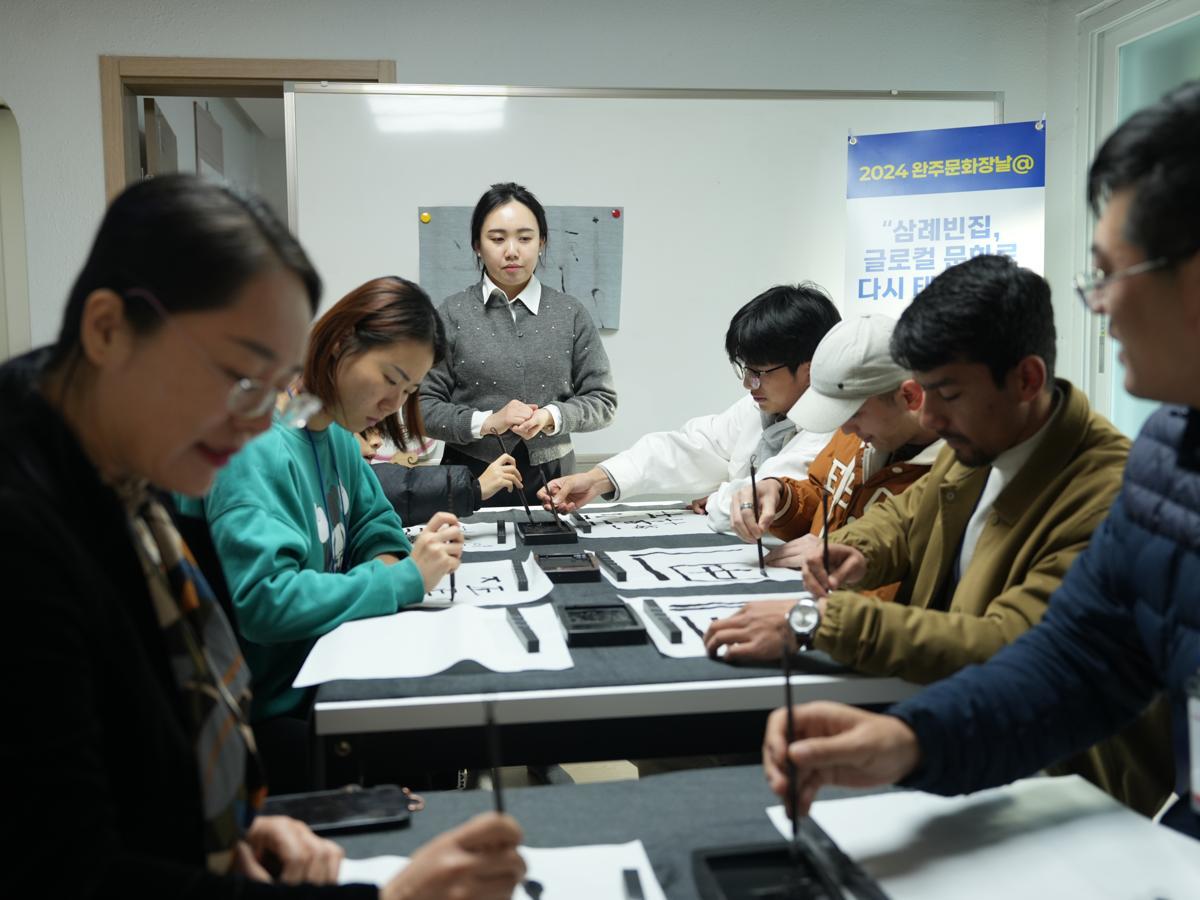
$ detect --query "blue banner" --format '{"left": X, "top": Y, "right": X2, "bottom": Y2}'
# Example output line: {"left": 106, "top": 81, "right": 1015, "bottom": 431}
{"left": 847, "top": 121, "right": 1045, "bottom": 199}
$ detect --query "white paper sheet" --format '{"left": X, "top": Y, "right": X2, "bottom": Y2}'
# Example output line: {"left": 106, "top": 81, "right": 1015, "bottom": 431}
{"left": 293, "top": 602, "right": 571, "bottom": 686}
{"left": 626, "top": 593, "right": 796, "bottom": 659}
{"left": 339, "top": 839, "right": 667, "bottom": 899}
{"left": 403, "top": 520, "right": 511, "bottom": 554}
{"left": 601, "top": 544, "right": 805, "bottom": 590}
{"left": 573, "top": 507, "right": 715, "bottom": 538}
{"left": 767, "top": 777, "right": 1200, "bottom": 899}
{"left": 418, "top": 553, "right": 553, "bottom": 607}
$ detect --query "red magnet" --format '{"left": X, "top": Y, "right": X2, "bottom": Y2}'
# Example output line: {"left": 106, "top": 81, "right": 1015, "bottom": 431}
{"left": 611, "top": 209, "right": 621, "bottom": 219}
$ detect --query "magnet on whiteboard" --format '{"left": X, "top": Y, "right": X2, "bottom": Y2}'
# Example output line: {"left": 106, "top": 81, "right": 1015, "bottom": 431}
{"left": 611, "top": 209, "right": 621, "bottom": 219}
{"left": 420, "top": 211, "right": 432, "bottom": 223}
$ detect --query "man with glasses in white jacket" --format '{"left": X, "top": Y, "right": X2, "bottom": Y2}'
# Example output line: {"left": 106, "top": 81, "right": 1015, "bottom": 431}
{"left": 540, "top": 283, "right": 840, "bottom": 533}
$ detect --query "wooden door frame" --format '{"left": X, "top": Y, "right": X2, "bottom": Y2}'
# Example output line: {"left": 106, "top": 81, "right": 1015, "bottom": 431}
{"left": 99, "top": 56, "right": 396, "bottom": 200}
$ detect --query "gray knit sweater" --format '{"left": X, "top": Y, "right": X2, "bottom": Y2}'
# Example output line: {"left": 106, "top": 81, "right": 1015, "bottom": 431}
{"left": 419, "top": 282, "right": 617, "bottom": 465}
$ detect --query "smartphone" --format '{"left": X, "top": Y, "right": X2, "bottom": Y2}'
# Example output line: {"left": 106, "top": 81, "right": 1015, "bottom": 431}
{"left": 260, "top": 784, "right": 413, "bottom": 835}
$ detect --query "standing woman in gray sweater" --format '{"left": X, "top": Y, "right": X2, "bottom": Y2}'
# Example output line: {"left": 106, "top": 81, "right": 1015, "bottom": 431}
{"left": 420, "top": 183, "right": 617, "bottom": 505}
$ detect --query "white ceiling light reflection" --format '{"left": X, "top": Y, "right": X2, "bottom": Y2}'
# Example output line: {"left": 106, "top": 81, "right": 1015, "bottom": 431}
{"left": 367, "top": 95, "right": 507, "bottom": 133}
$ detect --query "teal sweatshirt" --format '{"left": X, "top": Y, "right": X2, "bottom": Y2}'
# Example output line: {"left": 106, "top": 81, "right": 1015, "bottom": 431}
{"left": 180, "top": 418, "right": 424, "bottom": 720}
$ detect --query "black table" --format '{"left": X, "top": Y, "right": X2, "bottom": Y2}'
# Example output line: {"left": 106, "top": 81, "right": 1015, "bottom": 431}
{"left": 338, "top": 764, "right": 859, "bottom": 900}
{"left": 312, "top": 506, "right": 917, "bottom": 785}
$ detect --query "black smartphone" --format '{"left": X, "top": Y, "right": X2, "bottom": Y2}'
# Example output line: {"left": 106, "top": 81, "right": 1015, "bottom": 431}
{"left": 260, "top": 784, "right": 413, "bottom": 835}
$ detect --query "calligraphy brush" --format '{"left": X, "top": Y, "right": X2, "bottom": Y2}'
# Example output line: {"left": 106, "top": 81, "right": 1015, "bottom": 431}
{"left": 445, "top": 466, "right": 455, "bottom": 603}
{"left": 821, "top": 487, "right": 831, "bottom": 592}
{"left": 485, "top": 699, "right": 504, "bottom": 814}
{"left": 782, "top": 643, "right": 800, "bottom": 865}
{"left": 485, "top": 700, "right": 544, "bottom": 898}
{"left": 535, "top": 464, "right": 564, "bottom": 525}
{"left": 792, "top": 497, "right": 849, "bottom": 900}
{"left": 750, "top": 456, "right": 766, "bottom": 575}
{"left": 495, "top": 433, "right": 534, "bottom": 524}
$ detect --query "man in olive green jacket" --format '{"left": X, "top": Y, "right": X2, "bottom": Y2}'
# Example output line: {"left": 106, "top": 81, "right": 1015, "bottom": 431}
{"left": 729, "top": 256, "right": 1171, "bottom": 816}
{"left": 801, "top": 378, "right": 1122, "bottom": 676}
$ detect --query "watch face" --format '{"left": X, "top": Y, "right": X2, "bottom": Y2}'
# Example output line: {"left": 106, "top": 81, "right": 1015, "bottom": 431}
{"left": 788, "top": 601, "right": 820, "bottom": 635}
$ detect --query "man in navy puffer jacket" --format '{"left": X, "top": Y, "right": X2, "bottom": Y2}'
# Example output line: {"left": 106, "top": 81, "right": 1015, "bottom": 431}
{"left": 762, "top": 80, "right": 1200, "bottom": 840}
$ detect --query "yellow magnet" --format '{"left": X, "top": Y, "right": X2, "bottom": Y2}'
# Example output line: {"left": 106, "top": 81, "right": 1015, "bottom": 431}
{"left": 419, "top": 211, "right": 431, "bottom": 223}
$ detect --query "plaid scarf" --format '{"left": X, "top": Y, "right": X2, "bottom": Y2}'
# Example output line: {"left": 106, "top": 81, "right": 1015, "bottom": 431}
{"left": 119, "top": 483, "right": 266, "bottom": 873}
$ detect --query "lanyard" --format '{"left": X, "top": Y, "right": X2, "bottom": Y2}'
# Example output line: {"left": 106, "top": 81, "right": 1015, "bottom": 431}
{"left": 304, "top": 428, "right": 346, "bottom": 574}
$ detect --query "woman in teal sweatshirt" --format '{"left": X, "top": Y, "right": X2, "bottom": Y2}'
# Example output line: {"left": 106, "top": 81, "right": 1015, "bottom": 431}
{"left": 191, "top": 276, "right": 464, "bottom": 788}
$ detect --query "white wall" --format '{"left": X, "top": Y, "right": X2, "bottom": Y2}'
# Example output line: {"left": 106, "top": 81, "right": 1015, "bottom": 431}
{"left": 1, "top": 0, "right": 1075, "bottom": 450}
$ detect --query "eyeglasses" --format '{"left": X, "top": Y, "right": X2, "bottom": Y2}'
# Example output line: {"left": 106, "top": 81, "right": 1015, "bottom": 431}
{"left": 1073, "top": 258, "right": 1168, "bottom": 312}
{"left": 124, "top": 288, "right": 322, "bottom": 427}
{"left": 732, "top": 361, "right": 788, "bottom": 389}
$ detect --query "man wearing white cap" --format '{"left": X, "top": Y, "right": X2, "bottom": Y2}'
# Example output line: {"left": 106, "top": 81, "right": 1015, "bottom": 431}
{"left": 724, "top": 314, "right": 942, "bottom": 553}
{"left": 706, "top": 314, "right": 940, "bottom": 661}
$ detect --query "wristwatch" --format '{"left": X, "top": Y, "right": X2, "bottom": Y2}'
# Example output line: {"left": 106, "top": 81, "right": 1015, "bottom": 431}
{"left": 787, "top": 596, "right": 822, "bottom": 651}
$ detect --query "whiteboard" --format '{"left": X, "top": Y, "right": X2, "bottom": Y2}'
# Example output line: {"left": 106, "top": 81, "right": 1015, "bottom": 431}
{"left": 285, "top": 84, "right": 998, "bottom": 457}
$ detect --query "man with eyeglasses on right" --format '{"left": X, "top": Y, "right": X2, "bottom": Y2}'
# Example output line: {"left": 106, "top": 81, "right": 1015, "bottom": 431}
{"left": 764, "top": 81, "right": 1200, "bottom": 840}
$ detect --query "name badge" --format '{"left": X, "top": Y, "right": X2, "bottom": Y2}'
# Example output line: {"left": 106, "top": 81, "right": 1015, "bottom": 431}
{"left": 1190, "top": 671, "right": 1200, "bottom": 814}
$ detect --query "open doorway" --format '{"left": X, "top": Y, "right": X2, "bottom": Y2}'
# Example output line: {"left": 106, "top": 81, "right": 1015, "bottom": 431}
{"left": 139, "top": 96, "right": 288, "bottom": 224}
{"left": 100, "top": 56, "right": 395, "bottom": 201}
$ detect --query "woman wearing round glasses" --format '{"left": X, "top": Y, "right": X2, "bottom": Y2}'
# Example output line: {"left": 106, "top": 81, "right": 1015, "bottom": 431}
{"left": 0, "top": 175, "right": 522, "bottom": 898}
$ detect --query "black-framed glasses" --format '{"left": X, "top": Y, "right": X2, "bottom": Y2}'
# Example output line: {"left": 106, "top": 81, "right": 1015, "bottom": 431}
{"left": 124, "top": 288, "right": 322, "bottom": 427}
{"left": 732, "top": 361, "right": 788, "bottom": 389}
{"left": 1073, "top": 258, "right": 1168, "bottom": 312}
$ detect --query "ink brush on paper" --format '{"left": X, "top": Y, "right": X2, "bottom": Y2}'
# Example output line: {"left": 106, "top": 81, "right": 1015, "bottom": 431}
{"left": 782, "top": 644, "right": 800, "bottom": 864}
{"left": 445, "top": 467, "right": 455, "bottom": 603}
{"left": 485, "top": 699, "right": 504, "bottom": 814}
{"left": 821, "top": 487, "right": 832, "bottom": 593}
{"left": 782, "top": 637, "right": 848, "bottom": 899}
{"left": 484, "top": 700, "right": 546, "bottom": 899}
{"left": 750, "top": 455, "right": 766, "bottom": 575}
{"left": 495, "top": 433, "right": 535, "bottom": 524}
{"left": 535, "top": 464, "right": 565, "bottom": 524}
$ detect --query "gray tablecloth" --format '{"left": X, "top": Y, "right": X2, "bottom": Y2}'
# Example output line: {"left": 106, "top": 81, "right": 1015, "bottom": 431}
{"left": 337, "top": 764, "right": 840, "bottom": 899}
{"left": 317, "top": 506, "right": 843, "bottom": 704}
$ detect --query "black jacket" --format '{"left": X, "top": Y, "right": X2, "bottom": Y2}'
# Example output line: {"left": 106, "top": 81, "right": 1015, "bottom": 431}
{"left": 369, "top": 459, "right": 479, "bottom": 525}
{"left": 0, "top": 351, "right": 374, "bottom": 898}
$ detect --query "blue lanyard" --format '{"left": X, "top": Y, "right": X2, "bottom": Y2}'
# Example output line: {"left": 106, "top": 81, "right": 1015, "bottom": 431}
{"left": 304, "top": 428, "right": 346, "bottom": 574}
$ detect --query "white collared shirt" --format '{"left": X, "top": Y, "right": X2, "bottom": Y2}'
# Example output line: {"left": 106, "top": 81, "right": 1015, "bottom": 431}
{"left": 957, "top": 390, "right": 1062, "bottom": 577}
{"left": 469, "top": 273, "right": 561, "bottom": 439}
{"left": 480, "top": 272, "right": 542, "bottom": 318}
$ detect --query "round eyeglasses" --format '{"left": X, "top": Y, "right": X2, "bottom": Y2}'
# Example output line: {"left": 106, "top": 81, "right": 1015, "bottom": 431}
{"left": 124, "top": 288, "right": 322, "bottom": 427}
